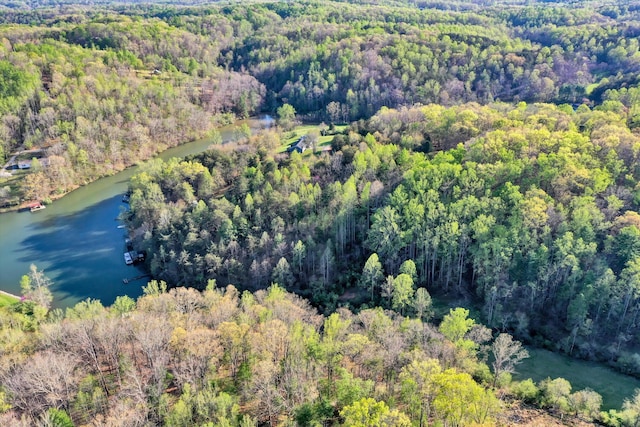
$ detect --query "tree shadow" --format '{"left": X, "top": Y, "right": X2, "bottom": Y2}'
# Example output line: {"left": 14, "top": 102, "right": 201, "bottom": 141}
{"left": 16, "top": 195, "right": 145, "bottom": 308}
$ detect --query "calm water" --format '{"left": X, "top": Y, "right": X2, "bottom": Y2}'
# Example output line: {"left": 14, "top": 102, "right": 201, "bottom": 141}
{"left": 0, "top": 117, "right": 273, "bottom": 308}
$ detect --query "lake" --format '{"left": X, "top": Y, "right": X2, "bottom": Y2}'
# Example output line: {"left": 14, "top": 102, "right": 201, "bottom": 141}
{"left": 0, "top": 116, "right": 273, "bottom": 308}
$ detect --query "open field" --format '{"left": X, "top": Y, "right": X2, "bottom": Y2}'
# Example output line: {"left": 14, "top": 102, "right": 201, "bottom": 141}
{"left": 515, "top": 347, "right": 640, "bottom": 410}
{"left": 279, "top": 124, "right": 348, "bottom": 153}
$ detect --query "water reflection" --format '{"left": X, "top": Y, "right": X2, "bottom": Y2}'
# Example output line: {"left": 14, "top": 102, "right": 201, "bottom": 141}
{"left": 13, "top": 195, "right": 145, "bottom": 307}
{"left": 0, "top": 116, "right": 272, "bottom": 308}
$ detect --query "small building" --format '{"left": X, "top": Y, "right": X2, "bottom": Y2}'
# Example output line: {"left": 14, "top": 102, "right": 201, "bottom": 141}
{"left": 129, "top": 250, "right": 146, "bottom": 264}
{"left": 17, "top": 158, "right": 48, "bottom": 170}
{"left": 287, "top": 135, "right": 312, "bottom": 153}
{"left": 124, "top": 251, "right": 145, "bottom": 265}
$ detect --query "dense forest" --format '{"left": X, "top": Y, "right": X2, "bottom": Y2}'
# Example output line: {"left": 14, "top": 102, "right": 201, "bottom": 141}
{"left": 4, "top": 0, "right": 640, "bottom": 205}
{"left": 127, "top": 100, "right": 640, "bottom": 372}
{"left": 5, "top": 0, "right": 640, "bottom": 425}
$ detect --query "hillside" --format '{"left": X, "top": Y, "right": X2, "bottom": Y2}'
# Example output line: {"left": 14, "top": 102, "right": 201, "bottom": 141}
{"left": 3, "top": 0, "right": 640, "bottom": 205}
{"left": 126, "top": 101, "right": 640, "bottom": 371}
{"left": 4, "top": 1, "right": 640, "bottom": 426}
{"left": 0, "top": 283, "right": 611, "bottom": 426}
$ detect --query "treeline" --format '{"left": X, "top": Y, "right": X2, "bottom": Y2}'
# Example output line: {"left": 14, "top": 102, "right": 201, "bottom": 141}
{"left": 361, "top": 102, "right": 640, "bottom": 364}
{"left": 125, "top": 127, "right": 407, "bottom": 310}
{"left": 3, "top": 280, "right": 637, "bottom": 426}
{"left": 171, "top": 0, "right": 640, "bottom": 118}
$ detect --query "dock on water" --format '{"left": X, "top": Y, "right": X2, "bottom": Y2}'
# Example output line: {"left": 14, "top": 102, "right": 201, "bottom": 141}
{"left": 122, "top": 274, "right": 151, "bottom": 284}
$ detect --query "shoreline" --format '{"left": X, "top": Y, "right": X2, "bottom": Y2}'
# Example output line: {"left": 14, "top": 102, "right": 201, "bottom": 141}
{"left": 0, "top": 289, "right": 21, "bottom": 302}
{"left": 0, "top": 115, "right": 273, "bottom": 215}
{"left": 0, "top": 190, "right": 72, "bottom": 214}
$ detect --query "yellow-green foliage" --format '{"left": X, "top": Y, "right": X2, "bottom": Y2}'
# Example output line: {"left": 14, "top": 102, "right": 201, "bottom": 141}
{"left": 0, "top": 285, "right": 505, "bottom": 426}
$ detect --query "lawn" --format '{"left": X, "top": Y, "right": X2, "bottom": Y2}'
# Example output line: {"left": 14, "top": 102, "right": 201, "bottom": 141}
{"left": 0, "top": 291, "right": 20, "bottom": 307}
{"left": 514, "top": 347, "right": 640, "bottom": 410}
{"left": 278, "top": 124, "right": 348, "bottom": 153}
{"left": 0, "top": 169, "right": 27, "bottom": 210}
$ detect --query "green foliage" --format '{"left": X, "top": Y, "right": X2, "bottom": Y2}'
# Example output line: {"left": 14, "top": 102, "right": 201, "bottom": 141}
{"left": 391, "top": 273, "right": 414, "bottom": 315}
{"left": 540, "top": 377, "right": 572, "bottom": 414}
{"left": 0, "top": 59, "right": 37, "bottom": 114}
{"left": 111, "top": 295, "right": 136, "bottom": 316}
{"left": 360, "top": 253, "right": 384, "bottom": 302}
{"left": 334, "top": 369, "right": 374, "bottom": 409}
{"left": 271, "top": 257, "right": 293, "bottom": 287}
{"left": 277, "top": 103, "right": 296, "bottom": 130}
{"left": 143, "top": 279, "right": 167, "bottom": 296}
{"left": 8, "top": 0, "right": 640, "bottom": 365}
{"left": 618, "top": 389, "right": 640, "bottom": 427}
{"left": 0, "top": 390, "right": 11, "bottom": 413}
{"left": 399, "top": 359, "right": 441, "bottom": 425}
{"left": 43, "top": 408, "right": 74, "bottom": 427}
{"left": 19, "top": 264, "right": 53, "bottom": 310}
{"left": 66, "top": 298, "right": 105, "bottom": 320}
{"left": 511, "top": 379, "right": 540, "bottom": 403}
{"left": 439, "top": 308, "right": 475, "bottom": 347}
{"left": 398, "top": 260, "right": 417, "bottom": 283}
{"left": 9, "top": 2, "right": 640, "bottom": 425}
{"left": 339, "top": 397, "right": 410, "bottom": 427}
{"left": 433, "top": 368, "right": 500, "bottom": 426}
{"left": 73, "top": 375, "right": 108, "bottom": 424}
{"left": 569, "top": 389, "right": 603, "bottom": 419}
{"left": 413, "top": 288, "right": 432, "bottom": 321}
{"left": 0, "top": 278, "right": 634, "bottom": 425}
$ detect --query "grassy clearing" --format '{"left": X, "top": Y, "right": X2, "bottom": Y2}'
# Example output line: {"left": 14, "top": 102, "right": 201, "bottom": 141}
{"left": 514, "top": 347, "right": 640, "bottom": 410}
{"left": 428, "top": 294, "right": 635, "bottom": 410}
{"left": 278, "top": 124, "right": 348, "bottom": 153}
{"left": 0, "top": 292, "right": 20, "bottom": 307}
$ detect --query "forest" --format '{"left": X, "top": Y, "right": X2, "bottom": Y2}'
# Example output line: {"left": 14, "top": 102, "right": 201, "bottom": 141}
{"left": 5, "top": 0, "right": 640, "bottom": 425}
{"left": 0, "top": 278, "right": 632, "bottom": 426}
{"left": 127, "top": 100, "right": 640, "bottom": 373}
{"left": 4, "top": 0, "right": 640, "bottom": 205}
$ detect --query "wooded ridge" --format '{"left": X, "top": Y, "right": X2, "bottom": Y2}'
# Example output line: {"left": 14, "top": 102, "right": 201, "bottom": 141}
{"left": 4, "top": 0, "right": 640, "bottom": 426}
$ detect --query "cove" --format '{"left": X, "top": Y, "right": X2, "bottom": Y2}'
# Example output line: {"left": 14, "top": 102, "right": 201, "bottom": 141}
{"left": 0, "top": 116, "right": 273, "bottom": 308}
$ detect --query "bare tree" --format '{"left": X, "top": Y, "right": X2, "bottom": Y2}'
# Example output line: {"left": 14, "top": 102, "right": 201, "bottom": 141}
{"left": 95, "top": 316, "right": 131, "bottom": 388}
{"left": 169, "top": 326, "right": 221, "bottom": 389}
{"left": 248, "top": 359, "right": 285, "bottom": 426}
{"left": 131, "top": 313, "right": 172, "bottom": 399}
{"left": 20, "top": 264, "right": 53, "bottom": 310}
{"left": 491, "top": 333, "right": 529, "bottom": 387}
{"left": 103, "top": 366, "right": 152, "bottom": 427}
{"left": 3, "top": 351, "right": 78, "bottom": 418}
{"left": 63, "top": 301, "right": 112, "bottom": 396}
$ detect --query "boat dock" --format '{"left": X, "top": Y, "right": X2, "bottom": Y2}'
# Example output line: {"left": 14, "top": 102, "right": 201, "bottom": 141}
{"left": 122, "top": 274, "right": 151, "bottom": 284}
{"left": 27, "top": 202, "right": 46, "bottom": 212}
